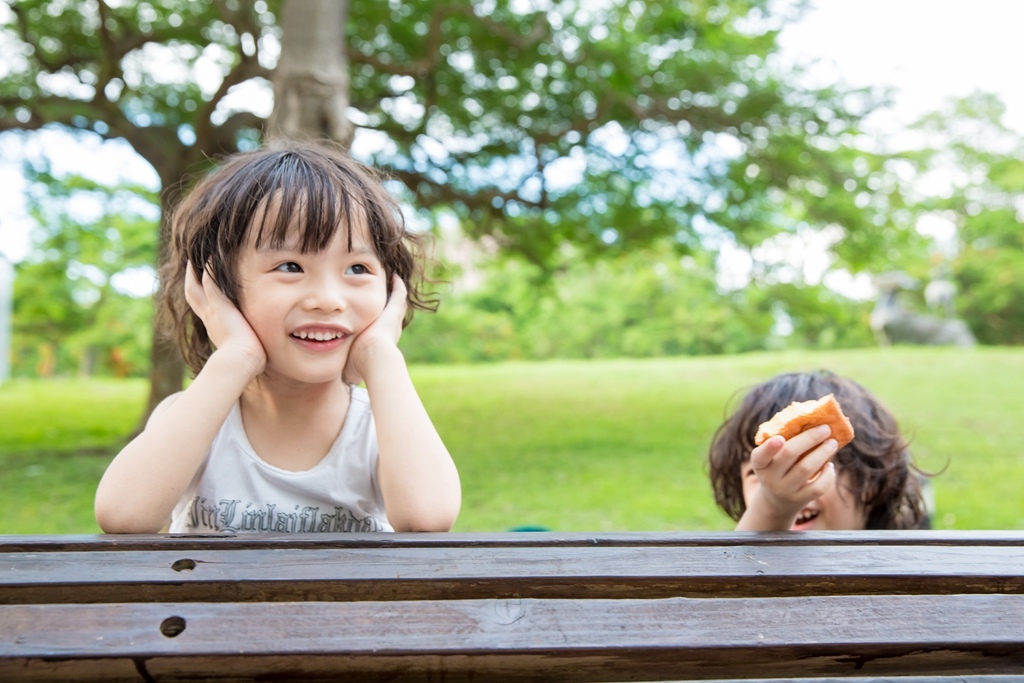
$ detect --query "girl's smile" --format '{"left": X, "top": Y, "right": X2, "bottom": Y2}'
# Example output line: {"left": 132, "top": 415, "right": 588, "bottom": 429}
{"left": 291, "top": 326, "right": 350, "bottom": 342}
{"left": 289, "top": 325, "right": 352, "bottom": 350}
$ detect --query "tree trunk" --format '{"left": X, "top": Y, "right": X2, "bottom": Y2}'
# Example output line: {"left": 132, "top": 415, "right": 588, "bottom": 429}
{"left": 267, "top": 0, "right": 354, "bottom": 148}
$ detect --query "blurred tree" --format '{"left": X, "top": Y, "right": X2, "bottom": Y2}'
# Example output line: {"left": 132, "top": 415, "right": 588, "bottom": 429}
{"left": 401, "top": 243, "right": 779, "bottom": 362}
{"left": 910, "top": 92, "right": 1024, "bottom": 344}
{"left": 13, "top": 172, "right": 157, "bottom": 377}
{"left": 344, "top": 0, "right": 911, "bottom": 274}
{"left": 750, "top": 281, "right": 874, "bottom": 350}
{"left": 2, "top": 0, "right": 917, "bottom": 419}
{"left": 1, "top": 0, "right": 270, "bottom": 423}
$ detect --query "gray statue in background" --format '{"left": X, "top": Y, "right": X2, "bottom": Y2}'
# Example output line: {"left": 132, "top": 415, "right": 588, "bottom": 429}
{"left": 870, "top": 271, "right": 976, "bottom": 347}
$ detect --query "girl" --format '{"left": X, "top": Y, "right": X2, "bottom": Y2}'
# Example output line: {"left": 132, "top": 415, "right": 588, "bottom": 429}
{"left": 95, "top": 142, "right": 461, "bottom": 534}
{"left": 708, "top": 370, "right": 930, "bottom": 531}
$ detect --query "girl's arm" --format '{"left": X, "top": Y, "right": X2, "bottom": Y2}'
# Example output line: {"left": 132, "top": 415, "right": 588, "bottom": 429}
{"left": 348, "top": 277, "right": 461, "bottom": 532}
{"left": 735, "top": 427, "right": 837, "bottom": 531}
{"left": 94, "top": 263, "right": 265, "bottom": 533}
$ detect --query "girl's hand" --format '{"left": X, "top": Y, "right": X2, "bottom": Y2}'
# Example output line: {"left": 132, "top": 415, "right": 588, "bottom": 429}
{"left": 344, "top": 275, "right": 408, "bottom": 386}
{"left": 183, "top": 260, "right": 266, "bottom": 376}
{"left": 747, "top": 425, "right": 838, "bottom": 522}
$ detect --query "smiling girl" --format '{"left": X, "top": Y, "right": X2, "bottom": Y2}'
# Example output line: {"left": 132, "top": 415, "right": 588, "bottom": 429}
{"left": 95, "top": 142, "right": 460, "bottom": 534}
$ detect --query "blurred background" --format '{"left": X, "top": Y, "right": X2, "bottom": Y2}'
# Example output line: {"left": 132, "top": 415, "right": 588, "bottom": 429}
{"left": 1, "top": 0, "right": 1022, "bottom": 533}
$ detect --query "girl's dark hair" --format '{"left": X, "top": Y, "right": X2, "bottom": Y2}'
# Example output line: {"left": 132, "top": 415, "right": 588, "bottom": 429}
{"left": 157, "top": 141, "right": 437, "bottom": 375}
{"left": 708, "top": 370, "right": 930, "bottom": 530}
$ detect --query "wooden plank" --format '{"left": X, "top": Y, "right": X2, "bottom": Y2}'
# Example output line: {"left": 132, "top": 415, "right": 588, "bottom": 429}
{"left": 4, "top": 542, "right": 1024, "bottom": 604}
{"left": 699, "top": 680, "right": 1024, "bottom": 683}
{"left": 694, "top": 680, "right": 1024, "bottom": 683}
{"left": 4, "top": 530, "right": 1024, "bottom": 552}
{"left": 2, "top": 595, "right": 1024, "bottom": 681}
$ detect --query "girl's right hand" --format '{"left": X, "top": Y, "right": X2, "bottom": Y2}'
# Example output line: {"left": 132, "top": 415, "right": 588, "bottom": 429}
{"left": 747, "top": 425, "right": 838, "bottom": 520}
{"left": 184, "top": 261, "right": 267, "bottom": 376}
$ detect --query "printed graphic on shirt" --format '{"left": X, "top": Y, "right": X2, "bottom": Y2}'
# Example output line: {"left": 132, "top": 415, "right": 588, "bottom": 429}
{"left": 183, "top": 497, "right": 387, "bottom": 533}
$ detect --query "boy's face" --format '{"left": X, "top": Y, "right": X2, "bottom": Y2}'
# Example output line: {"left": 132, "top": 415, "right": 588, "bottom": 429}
{"left": 740, "top": 462, "right": 869, "bottom": 531}
{"left": 235, "top": 217, "right": 388, "bottom": 385}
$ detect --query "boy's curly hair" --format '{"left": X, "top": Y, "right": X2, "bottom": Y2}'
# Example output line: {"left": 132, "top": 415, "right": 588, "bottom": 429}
{"left": 157, "top": 141, "right": 437, "bottom": 375}
{"left": 708, "top": 370, "right": 930, "bottom": 530}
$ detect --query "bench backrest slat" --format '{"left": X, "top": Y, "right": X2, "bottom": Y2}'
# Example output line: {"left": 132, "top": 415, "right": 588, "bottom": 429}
{"left": 4, "top": 543, "right": 1024, "bottom": 604}
{"left": 4, "top": 530, "right": 1024, "bottom": 551}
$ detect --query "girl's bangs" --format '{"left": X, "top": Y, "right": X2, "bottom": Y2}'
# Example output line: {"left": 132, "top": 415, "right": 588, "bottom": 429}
{"left": 248, "top": 156, "right": 354, "bottom": 253}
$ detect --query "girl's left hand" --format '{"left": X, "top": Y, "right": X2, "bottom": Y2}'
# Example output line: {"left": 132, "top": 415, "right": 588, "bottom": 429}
{"left": 343, "top": 275, "right": 408, "bottom": 386}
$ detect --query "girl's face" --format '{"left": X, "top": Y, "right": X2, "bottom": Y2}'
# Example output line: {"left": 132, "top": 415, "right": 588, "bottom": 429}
{"left": 740, "top": 462, "right": 869, "bottom": 531}
{"left": 235, "top": 217, "right": 388, "bottom": 385}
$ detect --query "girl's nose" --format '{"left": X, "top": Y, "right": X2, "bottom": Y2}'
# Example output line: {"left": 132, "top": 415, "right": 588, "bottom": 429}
{"left": 302, "top": 278, "right": 347, "bottom": 312}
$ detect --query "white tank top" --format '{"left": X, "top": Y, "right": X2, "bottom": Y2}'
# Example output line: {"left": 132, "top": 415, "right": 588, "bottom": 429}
{"left": 169, "top": 386, "right": 393, "bottom": 533}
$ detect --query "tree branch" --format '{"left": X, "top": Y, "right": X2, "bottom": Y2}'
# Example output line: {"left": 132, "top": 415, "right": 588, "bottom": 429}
{"left": 192, "top": 57, "right": 270, "bottom": 151}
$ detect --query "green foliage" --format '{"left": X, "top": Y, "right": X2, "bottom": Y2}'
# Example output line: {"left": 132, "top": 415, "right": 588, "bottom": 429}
{"left": 349, "top": 0, "right": 912, "bottom": 273}
{"left": 12, "top": 172, "right": 157, "bottom": 377}
{"left": 3, "top": 349, "right": 1024, "bottom": 534}
{"left": 2, "top": 0, "right": 920, "bottom": 276}
{"left": 402, "top": 243, "right": 876, "bottom": 362}
{"left": 958, "top": 246, "right": 1024, "bottom": 345}
{"left": 751, "top": 282, "right": 875, "bottom": 350}
{"left": 910, "top": 92, "right": 1024, "bottom": 344}
{"left": 0, "top": 0, "right": 269, "bottom": 163}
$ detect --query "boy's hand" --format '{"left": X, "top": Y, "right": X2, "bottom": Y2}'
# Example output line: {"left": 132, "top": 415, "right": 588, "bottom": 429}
{"left": 747, "top": 424, "right": 838, "bottom": 524}
{"left": 183, "top": 260, "right": 266, "bottom": 376}
{"left": 344, "top": 275, "right": 407, "bottom": 386}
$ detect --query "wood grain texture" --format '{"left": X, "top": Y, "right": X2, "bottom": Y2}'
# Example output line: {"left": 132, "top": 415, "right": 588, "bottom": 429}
{"left": 4, "top": 530, "right": 1024, "bottom": 551}
{"left": 3, "top": 532, "right": 1024, "bottom": 681}
{"left": 4, "top": 542, "right": 1024, "bottom": 604}
{"left": 3, "top": 595, "right": 1024, "bottom": 681}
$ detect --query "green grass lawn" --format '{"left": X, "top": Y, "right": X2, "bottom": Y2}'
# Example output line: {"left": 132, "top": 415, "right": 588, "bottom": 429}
{"left": 2, "top": 347, "right": 1022, "bottom": 534}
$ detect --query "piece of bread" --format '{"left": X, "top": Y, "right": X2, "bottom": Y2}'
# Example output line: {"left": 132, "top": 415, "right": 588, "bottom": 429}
{"left": 754, "top": 393, "right": 855, "bottom": 448}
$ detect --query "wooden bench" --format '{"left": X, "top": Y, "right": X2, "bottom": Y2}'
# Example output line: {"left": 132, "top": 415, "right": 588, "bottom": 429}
{"left": 3, "top": 531, "right": 1024, "bottom": 681}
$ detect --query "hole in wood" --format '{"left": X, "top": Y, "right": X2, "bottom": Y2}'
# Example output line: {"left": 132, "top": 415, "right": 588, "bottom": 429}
{"left": 171, "top": 558, "right": 197, "bottom": 572}
{"left": 160, "top": 616, "right": 186, "bottom": 638}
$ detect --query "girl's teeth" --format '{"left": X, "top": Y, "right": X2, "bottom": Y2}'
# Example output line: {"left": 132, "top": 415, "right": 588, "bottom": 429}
{"left": 295, "top": 331, "right": 339, "bottom": 340}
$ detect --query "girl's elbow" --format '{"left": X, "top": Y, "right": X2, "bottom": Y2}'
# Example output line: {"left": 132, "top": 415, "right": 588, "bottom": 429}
{"left": 393, "top": 518, "right": 456, "bottom": 532}
{"left": 94, "top": 500, "right": 163, "bottom": 534}
{"left": 390, "top": 501, "right": 461, "bottom": 532}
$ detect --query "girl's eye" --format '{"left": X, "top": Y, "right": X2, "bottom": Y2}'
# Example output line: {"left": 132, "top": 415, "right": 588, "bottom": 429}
{"left": 275, "top": 262, "right": 302, "bottom": 273}
{"left": 346, "top": 263, "right": 369, "bottom": 275}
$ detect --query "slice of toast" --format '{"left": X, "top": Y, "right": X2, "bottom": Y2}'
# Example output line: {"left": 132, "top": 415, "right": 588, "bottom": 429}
{"left": 754, "top": 393, "right": 855, "bottom": 448}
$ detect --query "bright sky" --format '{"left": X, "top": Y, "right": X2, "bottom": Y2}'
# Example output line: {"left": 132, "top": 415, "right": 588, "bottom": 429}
{"left": 779, "top": 0, "right": 1024, "bottom": 135}
{"left": 2, "top": 0, "right": 1023, "bottom": 266}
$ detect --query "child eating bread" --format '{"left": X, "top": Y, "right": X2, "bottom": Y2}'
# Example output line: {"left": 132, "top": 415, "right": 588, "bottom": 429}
{"left": 708, "top": 370, "right": 931, "bottom": 531}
